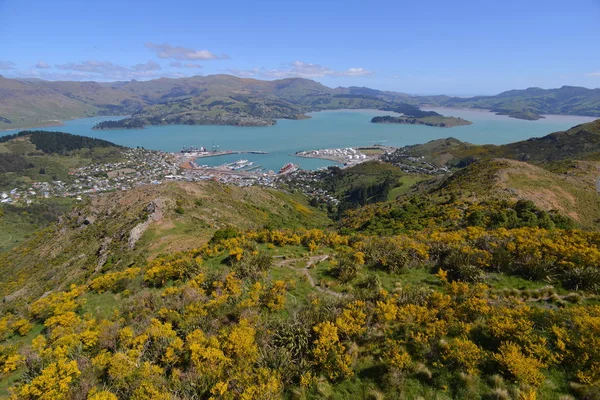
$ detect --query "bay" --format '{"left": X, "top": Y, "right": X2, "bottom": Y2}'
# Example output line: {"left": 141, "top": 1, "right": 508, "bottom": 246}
{"left": 1, "top": 109, "right": 596, "bottom": 171}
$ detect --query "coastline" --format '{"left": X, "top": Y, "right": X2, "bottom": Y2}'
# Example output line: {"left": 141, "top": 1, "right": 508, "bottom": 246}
{"left": 0, "top": 119, "right": 65, "bottom": 132}
{"left": 423, "top": 106, "right": 599, "bottom": 122}
{"left": 0, "top": 114, "right": 130, "bottom": 133}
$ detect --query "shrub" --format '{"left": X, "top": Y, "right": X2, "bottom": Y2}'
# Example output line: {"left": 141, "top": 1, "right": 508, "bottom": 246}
{"left": 493, "top": 341, "right": 546, "bottom": 387}
{"left": 210, "top": 227, "right": 239, "bottom": 243}
{"left": 89, "top": 268, "right": 141, "bottom": 293}
{"left": 333, "top": 251, "right": 364, "bottom": 282}
{"left": 144, "top": 255, "right": 201, "bottom": 286}
{"left": 562, "top": 266, "right": 600, "bottom": 293}
{"left": 231, "top": 249, "right": 272, "bottom": 280}
{"left": 439, "top": 249, "right": 485, "bottom": 283}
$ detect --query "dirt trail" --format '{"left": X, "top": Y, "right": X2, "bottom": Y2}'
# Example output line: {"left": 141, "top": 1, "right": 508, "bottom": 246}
{"left": 276, "top": 255, "right": 348, "bottom": 299}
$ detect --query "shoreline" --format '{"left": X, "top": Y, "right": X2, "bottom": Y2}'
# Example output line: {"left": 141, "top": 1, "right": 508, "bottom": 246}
{"left": 423, "top": 106, "right": 599, "bottom": 121}
{"left": 2, "top": 108, "right": 596, "bottom": 134}
{"left": 0, "top": 119, "right": 65, "bottom": 132}
{"left": 0, "top": 114, "right": 130, "bottom": 133}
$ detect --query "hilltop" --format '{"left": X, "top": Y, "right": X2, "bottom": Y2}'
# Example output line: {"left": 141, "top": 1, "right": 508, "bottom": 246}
{"left": 377, "top": 120, "right": 600, "bottom": 229}
{"left": 2, "top": 75, "right": 599, "bottom": 130}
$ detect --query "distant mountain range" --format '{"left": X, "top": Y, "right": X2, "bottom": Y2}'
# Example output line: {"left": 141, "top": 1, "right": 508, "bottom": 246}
{"left": 0, "top": 74, "right": 599, "bottom": 129}
{"left": 437, "top": 86, "right": 600, "bottom": 120}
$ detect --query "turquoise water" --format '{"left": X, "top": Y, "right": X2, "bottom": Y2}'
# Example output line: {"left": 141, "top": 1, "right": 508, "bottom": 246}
{"left": 1, "top": 109, "right": 596, "bottom": 171}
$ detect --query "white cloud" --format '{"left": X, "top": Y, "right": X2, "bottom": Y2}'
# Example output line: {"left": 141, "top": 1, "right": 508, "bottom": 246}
{"left": 169, "top": 61, "right": 203, "bottom": 69}
{"left": 587, "top": 71, "right": 600, "bottom": 77}
{"left": 35, "top": 61, "right": 50, "bottom": 69}
{"left": 224, "top": 68, "right": 261, "bottom": 78}
{"left": 342, "top": 67, "right": 372, "bottom": 77}
{"left": 13, "top": 68, "right": 187, "bottom": 82}
{"left": 227, "top": 61, "right": 373, "bottom": 80}
{"left": 145, "top": 42, "right": 228, "bottom": 60}
{"left": 52, "top": 60, "right": 167, "bottom": 80}
{"left": 132, "top": 60, "right": 161, "bottom": 71}
{"left": 0, "top": 61, "right": 16, "bottom": 70}
{"left": 183, "top": 63, "right": 203, "bottom": 69}
{"left": 56, "top": 60, "right": 128, "bottom": 73}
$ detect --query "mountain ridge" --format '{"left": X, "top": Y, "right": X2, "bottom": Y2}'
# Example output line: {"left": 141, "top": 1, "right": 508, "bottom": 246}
{"left": 1, "top": 75, "right": 599, "bottom": 130}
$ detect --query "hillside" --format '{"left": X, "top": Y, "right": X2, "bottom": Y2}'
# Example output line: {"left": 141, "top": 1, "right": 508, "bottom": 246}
{"left": 4, "top": 122, "right": 600, "bottom": 399}
{"left": 3, "top": 176, "right": 600, "bottom": 398}
{"left": 439, "top": 85, "right": 600, "bottom": 119}
{"left": 0, "top": 77, "right": 144, "bottom": 129}
{"left": 0, "top": 131, "right": 124, "bottom": 190}
{"left": 499, "top": 119, "right": 600, "bottom": 162}
{"left": 0, "top": 181, "right": 329, "bottom": 303}
{"left": 3, "top": 74, "right": 599, "bottom": 130}
{"left": 384, "top": 119, "right": 600, "bottom": 168}
{"left": 0, "top": 75, "right": 420, "bottom": 129}
{"left": 0, "top": 131, "right": 160, "bottom": 251}
{"left": 437, "top": 158, "right": 600, "bottom": 227}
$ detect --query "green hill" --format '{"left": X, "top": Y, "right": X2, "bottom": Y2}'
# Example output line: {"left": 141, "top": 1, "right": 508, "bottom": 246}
{"left": 435, "top": 158, "right": 600, "bottom": 228}
{"left": 0, "top": 131, "right": 125, "bottom": 251}
{"left": 0, "top": 131, "right": 123, "bottom": 188}
{"left": 439, "top": 85, "right": 600, "bottom": 119}
{"left": 3, "top": 175, "right": 600, "bottom": 399}
{"left": 385, "top": 119, "right": 600, "bottom": 168}
{"left": 0, "top": 180, "right": 329, "bottom": 304}
{"left": 3, "top": 74, "right": 598, "bottom": 130}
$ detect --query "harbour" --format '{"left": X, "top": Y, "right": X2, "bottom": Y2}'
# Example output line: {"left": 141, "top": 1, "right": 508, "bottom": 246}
{"left": 2, "top": 110, "right": 596, "bottom": 174}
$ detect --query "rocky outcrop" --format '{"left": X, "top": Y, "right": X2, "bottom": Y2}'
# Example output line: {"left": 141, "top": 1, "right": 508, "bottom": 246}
{"left": 128, "top": 198, "right": 167, "bottom": 249}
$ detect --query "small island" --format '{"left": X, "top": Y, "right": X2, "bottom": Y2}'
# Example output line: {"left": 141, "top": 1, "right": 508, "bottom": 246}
{"left": 93, "top": 118, "right": 146, "bottom": 130}
{"left": 496, "top": 110, "right": 545, "bottom": 121}
{"left": 371, "top": 115, "right": 473, "bottom": 128}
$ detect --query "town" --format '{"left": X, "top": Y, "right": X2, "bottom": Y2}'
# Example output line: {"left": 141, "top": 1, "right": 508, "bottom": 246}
{"left": 1, "top": 144, "right": 450, "bottom": 205}
{"left": 1, "top": 148, "right": 178, "bottom": 204}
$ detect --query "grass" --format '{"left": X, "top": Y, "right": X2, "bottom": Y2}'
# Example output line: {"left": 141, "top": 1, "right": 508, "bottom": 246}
{"left": 0, "top": 323, "right": 45, "bottom": 397}
{"left": 485, "top": 273, "right": 549, "bottom": 292}
{"left": 387, "top": 174, "right": 430, "bottom": 200}
{"left": 0, "top": 198, "right": 74, "bottom": 252}
{"left": 308, "top": 261, "right": 441, "bottom": 295}
{"left": 80, "top": 291, "right": 121, "bottom": 319}
{"left": 270, "top": 265, "right": 315, "bottom": 306}
{"left": 0, "top": 370, "right": 21, "bottom": 398}
{"left": 504, "top": 164, "right": 600, "bottom": 228}
{"left": 134, "top": 183, "right": 330, "bottom": 257}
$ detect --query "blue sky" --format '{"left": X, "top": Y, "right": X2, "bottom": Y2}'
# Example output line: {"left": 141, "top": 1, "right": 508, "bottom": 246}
{"left": 0, "top": 0, "right": 599, "bottom": 95}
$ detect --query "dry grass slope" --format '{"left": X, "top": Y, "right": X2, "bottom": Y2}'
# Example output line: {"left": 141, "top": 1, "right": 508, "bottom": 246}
{"left": 0, "top": 181, "right": 329, "bottom": 305}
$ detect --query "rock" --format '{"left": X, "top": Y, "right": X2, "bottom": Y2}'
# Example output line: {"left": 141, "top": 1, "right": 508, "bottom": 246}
{"left": 95, "top": 237, "right": 113, "bottom": 272}
{"left": 128, "top": 197, "right": 167, "bottom": 249}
